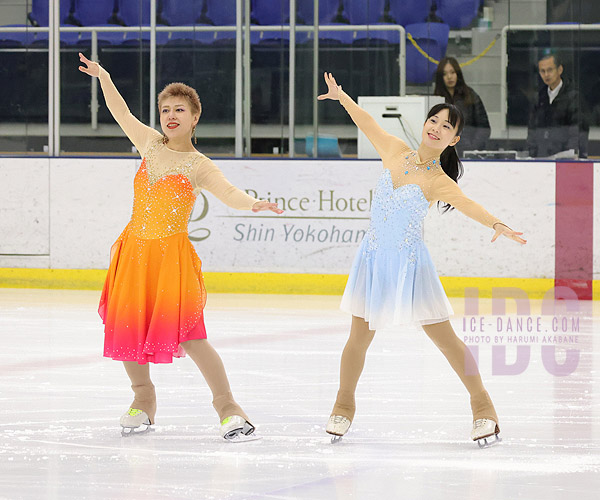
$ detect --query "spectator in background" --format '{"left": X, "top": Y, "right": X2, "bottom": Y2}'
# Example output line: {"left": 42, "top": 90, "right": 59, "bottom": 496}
{"left": 527, "top": 52, "right": 588, "bottom": 158}
{"left": 434, "top": 57, "right": 491, "bottom": 153}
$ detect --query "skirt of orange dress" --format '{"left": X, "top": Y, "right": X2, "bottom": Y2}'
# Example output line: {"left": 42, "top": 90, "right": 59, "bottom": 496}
{"left": 99, "top": 225, "right": 208, "bottom": 364}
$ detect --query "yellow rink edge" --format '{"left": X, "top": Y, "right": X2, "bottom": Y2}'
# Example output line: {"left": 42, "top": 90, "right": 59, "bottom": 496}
{"left": 1, "top": 268, "right": 597, "bottom": 300}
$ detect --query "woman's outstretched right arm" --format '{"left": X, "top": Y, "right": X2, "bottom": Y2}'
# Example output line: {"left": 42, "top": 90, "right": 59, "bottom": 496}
{"left": 78, "top": 52, "right": 160, "bottom": 155}
{"left": 317, "top": 72, "right": 409, "bottom": 160}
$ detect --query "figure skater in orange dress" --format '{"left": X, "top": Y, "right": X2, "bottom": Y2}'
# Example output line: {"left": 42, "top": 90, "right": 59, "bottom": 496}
{"left": 79, "top": 53, "right": 282, "bottom": 439}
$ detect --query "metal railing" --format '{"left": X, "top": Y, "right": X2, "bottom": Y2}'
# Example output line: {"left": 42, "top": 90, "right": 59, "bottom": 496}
{"left": 0, "top": 0, "right": 406, "bottom": 157}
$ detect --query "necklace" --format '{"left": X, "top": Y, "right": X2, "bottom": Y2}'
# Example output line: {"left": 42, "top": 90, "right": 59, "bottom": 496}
{"left": 403, "top": 150, "right": 439, "bottom": 175}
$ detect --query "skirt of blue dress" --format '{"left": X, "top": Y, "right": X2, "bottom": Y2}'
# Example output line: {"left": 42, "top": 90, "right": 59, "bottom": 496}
{"left": 340, "top": 237, "right": 454, "bottom": 330}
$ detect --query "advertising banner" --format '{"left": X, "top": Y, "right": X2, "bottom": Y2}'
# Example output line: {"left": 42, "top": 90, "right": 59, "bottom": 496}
{"left": 189, "top": 160, "right": 380, "bottom": 273}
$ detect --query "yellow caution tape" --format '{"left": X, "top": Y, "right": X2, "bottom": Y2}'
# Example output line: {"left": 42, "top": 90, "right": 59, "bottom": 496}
{"left": 406, "top": 32, "right": 500, "bottom": 68}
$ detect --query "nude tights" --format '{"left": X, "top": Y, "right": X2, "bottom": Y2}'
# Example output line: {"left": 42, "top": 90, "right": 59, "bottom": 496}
{"left": 331, "top": 316, "right": 499, "bottom": 427}
{"left": 123, "top": 339, "right": 249, "bottom": 424}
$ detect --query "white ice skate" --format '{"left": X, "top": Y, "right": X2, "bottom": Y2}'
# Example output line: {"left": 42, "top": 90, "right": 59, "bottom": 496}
{"left": 220, "top": 415, "right": 259, "bottom": 442}
{"left": 120, "top": 408, "right": 153, "bottom": 436}
{"left": 326, "top": 415, "right": 351, "bottom": 443}
{"left": 471, "top": 418, "right": 501, "bottom": 448}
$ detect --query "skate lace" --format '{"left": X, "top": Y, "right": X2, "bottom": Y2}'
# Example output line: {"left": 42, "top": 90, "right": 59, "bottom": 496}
{"left": 473, "top": 419, "right": 487, "bottom": 429}
{"left": 127, "top": 408, "right": 143, "bottom": 417}
{"left": 332, "top": 415, "right": 348, "bottom": 424}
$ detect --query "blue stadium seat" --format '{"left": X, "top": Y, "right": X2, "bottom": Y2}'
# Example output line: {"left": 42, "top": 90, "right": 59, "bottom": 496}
{"left": 291, "top": 0, "right": 352, "bottom": 44}
{"left": 28, "top": 0, "right": 74, "bottom": 27}
{"left": 346, "top": 0, "right": 386, "bottom": 25}
{"left": 204, "top": 0, "right": 235, "bottom": 25}
{"left": 161, "top": 0, "right": 205, "bottom": 25}
{"left": 152, "top": 26, "right": 216, "bottom": 46}
{"left": 317, "top": 27, "right": 354, "bottom": 45}
{"left": 388, "top": 0, "right": 432, "bottom": 26}
{"left": 316, "top": 0, "right": 353, "bottom": 45}
{"left": 65, "top": 0, "right": 126, "bottom": 45}
{"left": 345, "top": 0, "right": 399, "bottom": 45}
{"left": 252, "top": 0, "right": 289, "bottom": 25}
{"left": 292, "top": 0, "right": 340, "bottom": 25}
{"left": 72, "top": 0, "right": 115, "bottom": 25}
{"left": 0, "top": 26, "right": 29, "bottom": 47}
{"left": 159, "top": 31, "right": 216, "bottom": 45}
{"left": 19, "top": 0, "right": 75, "bottom": 45}
{"left": 116, "top": 0, "right": 151, "bottom": 26}
{"left": 252, "top": 0, "right": 286, "bottom": 45}
{"left": 204, "top": 0, "right": 236, "bottom": 44}
{"left": 252, "top": 0, "right": 311, "bottom": 44}
{"left": 436, "top": 0, "right": 479, "bottom": 29}
{"left": 405, "top": 22, "right": 449, "bottom": 84}
{"left": 115, "top": 0, "right": 170, "bottom": 45}
{"left": 158, "top": 0, "right": 216, "bottom": 45}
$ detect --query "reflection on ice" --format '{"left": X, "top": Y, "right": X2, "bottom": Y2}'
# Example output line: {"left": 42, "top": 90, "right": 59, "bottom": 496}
{"left": 0, "top": 289, "right": 598, "bottom": 500}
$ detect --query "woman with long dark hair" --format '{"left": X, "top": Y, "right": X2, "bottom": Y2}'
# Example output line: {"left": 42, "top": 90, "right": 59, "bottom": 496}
{"left": 318, "top": 72, "right": 526, "bottom": 446}
{"left": 434, "top": 56, "right": 491, "bottom": 153}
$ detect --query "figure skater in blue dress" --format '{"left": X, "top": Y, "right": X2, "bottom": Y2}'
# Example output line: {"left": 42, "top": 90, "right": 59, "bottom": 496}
{"left": 318, "top": 73, "right": 526, "bottom": 446}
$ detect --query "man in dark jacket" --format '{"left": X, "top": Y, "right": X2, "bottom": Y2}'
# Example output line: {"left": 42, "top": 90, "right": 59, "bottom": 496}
{"left": 526, "top": 53, "right": 588, "bottom": 158}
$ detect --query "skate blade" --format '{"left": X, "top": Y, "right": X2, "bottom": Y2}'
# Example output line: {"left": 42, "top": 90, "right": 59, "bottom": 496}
{"left": 326, "top": 431, "right": 344, "bottom": 444}
{"left": 224, "top": 432, "right": 262, "bottom": 443}
{"left": 223, "top": 421, "right": 259, "bottom": 442}
{"left": 121, "top": 420, "right": 153, "bottom": 437}
{"left": 476, "top": 434, "right": 502, "bottom": 448}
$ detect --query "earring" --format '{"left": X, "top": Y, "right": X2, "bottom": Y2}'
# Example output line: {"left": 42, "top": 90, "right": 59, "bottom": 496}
{"left": 192, "top": 126, "right": 197, "bottom": 145}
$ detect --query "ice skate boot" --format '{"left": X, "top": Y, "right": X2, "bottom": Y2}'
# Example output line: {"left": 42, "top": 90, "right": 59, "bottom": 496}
{"left": 471, "top": 418, "right": 501, "bottom": 448}
{"left": 326, "top": 415, "right": 351, "bottom": 443}
{"left": 120, "top": 383, "right": 156, "bottom": 436}
{"left": 220, "top": 415, "right": 258, "bottom": 442}
{"left": 120, "top": 408, "right": 153, "bottom": 435}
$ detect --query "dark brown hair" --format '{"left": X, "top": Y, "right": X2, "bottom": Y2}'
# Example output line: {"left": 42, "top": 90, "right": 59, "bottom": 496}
{"left": 426, "top": 103, "right": 464, "bottom": 214}
{"left": 434, "top": 57, "right": 474, "bottom": 107}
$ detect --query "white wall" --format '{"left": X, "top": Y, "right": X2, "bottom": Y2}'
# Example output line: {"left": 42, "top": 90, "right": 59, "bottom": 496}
{"left": 425, "top": 161, "right": 555, "bottom": 279}
{"left": 48, "top": 158, "right": 136, "bottom": 268}
{"left": 0, "top": 157, "right": 578, "bottom": 279}
{"left": 0, "top": 157, "right": 49, "bottom": 255}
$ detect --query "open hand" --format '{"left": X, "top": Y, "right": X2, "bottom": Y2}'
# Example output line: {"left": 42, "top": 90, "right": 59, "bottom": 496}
{"left": 78, "top": 52, "right": 100, "bottom": 78}
{"left": 491, "top": 223, "right": 527, "bottom": 245}
{"left": 317, "top": 72, "right": 341, "bottom": 101}
{"left": 252, "top": 201, "right": 284, "bottom": 214}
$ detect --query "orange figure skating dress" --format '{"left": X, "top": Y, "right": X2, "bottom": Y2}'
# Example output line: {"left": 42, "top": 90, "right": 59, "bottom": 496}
{"left": 96, "top": 67, "right": 258, "bottom": 364}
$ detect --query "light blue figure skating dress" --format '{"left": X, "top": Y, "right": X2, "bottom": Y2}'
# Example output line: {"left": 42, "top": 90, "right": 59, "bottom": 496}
{"left": 341, "top": 168, "right": 454, "bottom": 329}
{"left": 337, "top": 90, "right": 503, "bottom": 330}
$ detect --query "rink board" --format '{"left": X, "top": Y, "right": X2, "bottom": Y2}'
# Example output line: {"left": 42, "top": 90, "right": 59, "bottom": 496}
{"left": 0, "top": 158, "right": 597, "bottom": 297}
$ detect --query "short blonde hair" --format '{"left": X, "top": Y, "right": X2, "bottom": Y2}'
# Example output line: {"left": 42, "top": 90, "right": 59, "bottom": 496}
{"left": 157, "top": 82, "right": 202, "bottom": 117}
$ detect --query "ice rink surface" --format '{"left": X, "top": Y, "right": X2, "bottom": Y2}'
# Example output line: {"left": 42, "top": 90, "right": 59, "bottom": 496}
{"left": 0, "top": 288, "right": 598, "bottom": 499}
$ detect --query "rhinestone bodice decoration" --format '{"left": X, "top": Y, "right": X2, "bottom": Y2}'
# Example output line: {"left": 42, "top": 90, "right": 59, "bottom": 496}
{"left": 398, "top": 150, "right": 438, "bottom": 175}
{"left": 97, "top": 64, "right": 258, "bottom": 241}
{"left": 143, "top": 137, "right": 199, "bottom": 186}
{"left": 129, "top": 157, "right": 197, "bottom": 240}
{"left": 365, "top": 169, "right": 429, "bottom": 261}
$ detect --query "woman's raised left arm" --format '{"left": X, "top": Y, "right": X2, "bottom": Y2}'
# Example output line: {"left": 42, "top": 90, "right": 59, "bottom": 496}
{"left": 431, "top": 174, "right": 526, "bottom": 244}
